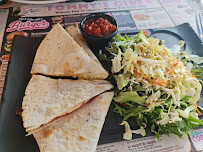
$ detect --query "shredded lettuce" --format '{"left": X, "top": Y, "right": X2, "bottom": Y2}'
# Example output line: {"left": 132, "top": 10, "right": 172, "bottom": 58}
{"left": 190, "top": 55, "right": 203, "bottom": 64}
{"left": 114, "top": 73, "right": 130, "bottom": 90}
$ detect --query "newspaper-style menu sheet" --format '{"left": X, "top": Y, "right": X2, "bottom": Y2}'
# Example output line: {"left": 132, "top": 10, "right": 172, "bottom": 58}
{"left": 0, "top": 0, "right": 202, "bottom": 152}
{"left": 0, "top": 9, "right": 9, "bottom": 93}
{"left": 96, "top": 133, "right": 191, "bottom": 152}
{"left": 130, "top": 8, "right": 175, "bottom": 29}
{"left": 160, "top": 0, "right": 196, "bottom": 32}
{"left": 0, "top": 9, "right": 9, "bottom": 52}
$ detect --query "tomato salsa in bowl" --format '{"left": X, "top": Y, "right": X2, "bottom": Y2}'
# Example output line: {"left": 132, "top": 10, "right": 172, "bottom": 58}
{"left": 85, "top": 17, "right": 116, "bottom": 37}
{"left": 80, "top": 13, "right": 118, "bottom": 49}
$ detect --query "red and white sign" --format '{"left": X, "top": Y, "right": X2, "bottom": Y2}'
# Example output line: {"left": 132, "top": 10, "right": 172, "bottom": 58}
{"left": 6, "top": 20, "right": 49, "bottom": 32}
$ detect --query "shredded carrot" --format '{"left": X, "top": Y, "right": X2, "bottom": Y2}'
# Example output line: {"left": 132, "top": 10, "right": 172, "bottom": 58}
{"left": 154, "top": 79, "right": 168, "bottom": 86}
{"left": 194, "top": 103, "right": 202, "bottom": 115}
{"left": 157, "top": 100, "right": 161, "bottom": 104}
{"left": 172, "top": 60, "right": 181, "bottom": 69}
{"left": 167, "top": 60, "right": 181, "bottom": 74}
{"left": 154, "top": 79, "right": 162, "bottom": 86}
{"left": 194, "top": 103, "right": 197, "bottom": 108}
{"left": 167, "top": 69, "right": 173, "bottom": 74}
{"left": 186, "top": 88, "right": 189, "bottom": 92}
{"left": 134, "top": 69, "right": 140, "bottom": 75}
{"left": 163, "top": 49, "right": 167, "bottom": 55}
{"left": 144, "top": 75, "right": 149, "bottom": 79}
{"left": 160, "top": 80, "right": 168, "bottom": 84}
{"left": 197, "top": 108, "right": 202, "bottom": 115}
{"left": 143, "top": 30, "right": 148, "bottom": 36}
{"left": 137, "top": 61, "right": 141, "bottom": 63}
{"left": 145, "top": 103, "right": 150, "bottom": 106}
{"left": 188, "top": 73, "right": 196, "bottom": 78}
{"left": 141, "top": 47, "right": 144, "bottom": 51}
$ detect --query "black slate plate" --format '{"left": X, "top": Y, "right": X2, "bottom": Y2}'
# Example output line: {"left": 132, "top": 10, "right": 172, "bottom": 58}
{"left": 0, "top": 23, "right": 203, "bottom": 152}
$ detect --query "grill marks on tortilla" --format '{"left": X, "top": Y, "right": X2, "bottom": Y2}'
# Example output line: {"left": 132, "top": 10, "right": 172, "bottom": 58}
{"left": 63, "top": 55, "right": 83, "bottom": 75}
{"left": 42, "top": 129, "right": 53, "bottom": 139}
{"left": 79, "top": 136, "right": 87, "bottom": 141}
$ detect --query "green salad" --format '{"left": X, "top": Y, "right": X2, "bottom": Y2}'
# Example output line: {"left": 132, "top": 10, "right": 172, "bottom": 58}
{"left": 99, "top": 31, "right": 203, "bottom": 140}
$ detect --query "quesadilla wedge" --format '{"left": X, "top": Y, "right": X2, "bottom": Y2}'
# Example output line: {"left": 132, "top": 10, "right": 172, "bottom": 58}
{"left": 22, "top": 75, "right": 113, "bottom": 135}
{"left": 31, "top": 23, "right": 108, "bottom": 79}
{"left": 33, "top": 91, "right": 114, "bottom": 152}
{"left": 66, "top": 24, "right": 101, "bottom": 65}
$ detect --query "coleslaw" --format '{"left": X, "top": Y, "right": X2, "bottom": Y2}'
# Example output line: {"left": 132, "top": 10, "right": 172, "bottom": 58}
{"left": 99, "top": 31, "right": 203, "bottom": 140}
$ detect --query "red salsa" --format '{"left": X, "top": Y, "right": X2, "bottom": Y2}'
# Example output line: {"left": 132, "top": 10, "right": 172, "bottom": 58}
{"left": 85, "top": 17, "right": 116, "bottom": 37}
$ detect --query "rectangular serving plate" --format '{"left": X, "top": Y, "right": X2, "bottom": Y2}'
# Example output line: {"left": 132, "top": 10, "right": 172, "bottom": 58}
{"left": 0, "top": 23, "right": 203, "bottom": 152}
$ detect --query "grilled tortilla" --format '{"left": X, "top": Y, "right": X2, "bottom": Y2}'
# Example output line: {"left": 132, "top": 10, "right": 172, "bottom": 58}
{"left": 31, "top": 23, "right": 108, "bottom": 79}
{"left": 66, "top": 24, "right": 101, "bottom": 65}
{"left": 22, "top": 75, "right": 113, "bottom": 135}
{"left": 33, "top": 92, "right": 114, "bottom": 152}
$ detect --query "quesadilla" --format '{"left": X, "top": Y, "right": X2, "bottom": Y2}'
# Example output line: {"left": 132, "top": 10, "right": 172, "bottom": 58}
{"left": 66, "top": 24, "right": 101, "bottom": 65}
{"left": 31, "top": 23, "right": 108, "bottom": 80}
{"left": 34, "top": 91, "right": 114, "bottom": 152}
{"left": 22, "top": 75, "right": 113, "bottom": 135}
